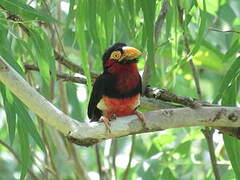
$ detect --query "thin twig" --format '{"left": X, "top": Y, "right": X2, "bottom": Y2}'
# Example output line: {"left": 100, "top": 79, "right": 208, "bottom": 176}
{"left": 201, "top": 128, "right": 221, "bottom": 180}
{"left": 24, "top": 63, "right": 87, "bottom": 84}
{"left": 0, "top": 140, "right": 39, "bottom": 180}
{"left": 177, "top": 6, "right": 202, "bottom": 99}
{"left": 178, "top": 5, "right": 220, "bottom": 180}
{"left": 111, "top": 139, "right": 118, "bottom": 179}
{"left": 54, "top": 51, "right": 99, "bottom": 79}
{"left": 33, "top": 151, "right": 57, "bottom": 176}
{"left": 38, "top": 118, "right": 61, "bottom": 180}
{"left": 155, "top": 0, "right": 169, "bottom": 43}
{"left": 209, "top": 28, "right": 240, "bottom": 34}
{"left": 145, "top": 86, "right": 202, "bottom": 108}
{"left": 95, "top": 145, "right": 103, "bottom": 180}
{"left": 122, "top": 135, "right": 136, "bottom": 180}
{"left": 142, "top": 0, "right": 169, "bottom": 91}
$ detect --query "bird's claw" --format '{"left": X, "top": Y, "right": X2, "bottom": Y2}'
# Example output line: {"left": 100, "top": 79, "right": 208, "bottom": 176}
{"left": 100, "top": 116, "right": 111, "bottom": 133}
{"left": 110, "top": 114, "right": 117, "bottom": 120}
{"left": 134, "top": 111, "right": 148, "bottom": 130}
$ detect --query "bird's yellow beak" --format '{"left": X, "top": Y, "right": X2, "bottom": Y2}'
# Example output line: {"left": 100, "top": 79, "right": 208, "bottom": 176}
{"left": 119, "top": 46, "right": 142, "bottom": 61}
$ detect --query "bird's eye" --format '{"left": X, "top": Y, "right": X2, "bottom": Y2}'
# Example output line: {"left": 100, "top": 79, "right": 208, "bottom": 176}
{"left": 110, "top": 51, "right": 121, "bottom": 60}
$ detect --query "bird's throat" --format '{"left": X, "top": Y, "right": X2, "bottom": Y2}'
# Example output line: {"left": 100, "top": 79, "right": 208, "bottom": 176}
{"left": 108, "top": 63, "right": 140, "bottom": 93}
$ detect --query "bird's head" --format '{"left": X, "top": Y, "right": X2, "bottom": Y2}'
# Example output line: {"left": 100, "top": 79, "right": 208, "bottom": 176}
{"left": 102, "top": 43, "right": 142, "bottom": 71}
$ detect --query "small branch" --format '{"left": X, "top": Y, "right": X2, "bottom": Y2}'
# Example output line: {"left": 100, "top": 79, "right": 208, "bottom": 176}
{"left": 111, "top": 139, "right": 118, "bottom": 178}
{"left": 178, "top": 5, "right": 202, "bottom": 99}
{"left": 122, "top": 135, "right": 136, "bottom": 180}
{"left": 209, "top": 28, "right": 240, "bottom": 34}
{"left": 38, "top": 118, "right": 61, "bottom": 180}
{"left": 0, "top": 5, "right": 30, "bottom": 35}
{"left": 95, "top": 145, "right": 103, "bottom": 180}
{"left": 145, "top": 86, "right": 203, "bottom": 108}
{"left": 142, "top": 0, "right": 169, "bottom": 91}
{"left": 24, "top": 64, "right": 87, "bottom": 84}
{"left": 155, "top": 0, "right": 169, "bottom": 43}
{"left": 54, "top": 51, "right": 99, "bottom": 79}
{"left": 201, "top": 128, "right": 221, "bottom": 180}
{"left": 178, "top": 6, "right": 220, "bottom": 179}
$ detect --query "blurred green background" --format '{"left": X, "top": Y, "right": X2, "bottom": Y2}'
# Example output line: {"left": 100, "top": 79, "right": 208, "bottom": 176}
{"left": 0, "top": 0, "right": 240, "bottom": 179}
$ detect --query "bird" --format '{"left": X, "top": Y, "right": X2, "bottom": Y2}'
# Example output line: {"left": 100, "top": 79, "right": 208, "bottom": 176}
{"left": 87, "top": 42, "right": 145, "bottom": 132}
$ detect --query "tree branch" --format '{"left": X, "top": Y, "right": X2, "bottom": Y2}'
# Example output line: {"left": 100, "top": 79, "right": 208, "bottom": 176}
{"left": 1, "top": 56, "right": 240, "bottom": 147}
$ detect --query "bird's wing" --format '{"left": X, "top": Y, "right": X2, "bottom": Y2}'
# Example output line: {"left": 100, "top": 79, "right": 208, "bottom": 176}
{"left": 87, "top": 73, "right": 114, "bottom": 121}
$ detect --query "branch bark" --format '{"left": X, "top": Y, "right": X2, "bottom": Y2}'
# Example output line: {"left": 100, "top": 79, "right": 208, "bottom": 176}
{"left": 1, "top": 56, "right": 240, "bottom": 147}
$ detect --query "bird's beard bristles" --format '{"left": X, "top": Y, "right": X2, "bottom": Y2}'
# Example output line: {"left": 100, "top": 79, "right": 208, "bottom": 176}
{"left": 118, "top": 58, "right": 139, "bottom": 64}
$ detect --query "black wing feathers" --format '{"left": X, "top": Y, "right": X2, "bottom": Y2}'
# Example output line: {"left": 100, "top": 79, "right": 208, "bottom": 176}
{"left": 87, "top": 73, "right": 113, "bottom": 121}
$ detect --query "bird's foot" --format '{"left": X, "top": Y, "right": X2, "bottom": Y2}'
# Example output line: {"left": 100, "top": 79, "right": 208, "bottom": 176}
{"left": 134, "top": 111, "right": 147, "bottom": 129}
{"left": 110, "top": 114, "right": 117, "bottom": 120}
{"left": 99, "top": 116, "right": 111, "bottom": 133}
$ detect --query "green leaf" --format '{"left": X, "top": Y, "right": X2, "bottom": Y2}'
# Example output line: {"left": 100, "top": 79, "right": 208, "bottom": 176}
{"left": 223, "top": 135, "right": 240, "bottom": 180}
{"left": 0, "top": 0, "right": 58, "bottom": 23}
{"left": 115, "top": 0, "right": 132, "bottom": 37}
{"left": 162, "top": 167, "right": 177, "bottom": 180}
{"left": 196, "top": 0, "right": 219, "bottom": 15}
{"left": 15, "top": 99, "right": 45, "bottom": 152}
{"left": 213, "top": 56, "right": 240, "bottom": 104}
{"left": 174, "top": 141, "right": 191, "bottom": 158}
{"left": 29, "top": 28, "right": 56, "bottom": 92}
{"left": 75, "top": 0, "right": 92, "bottom": 93}
{"left": 0, "top": 85, "right": 16, "bottom": 144}
{"left": 224, "top": 38, "right": 240, "bottom": 61}
{"left": 221, "top": 75, "right": 240, "bottom": 179}
{"left": 17, "top": 118, "right": 30, "bottom": 180}
{"left": 140, "top": 0, "right": 157, "bottom": 85}
{"left": 0, "top": 47, "right": 24, "bottom": 76}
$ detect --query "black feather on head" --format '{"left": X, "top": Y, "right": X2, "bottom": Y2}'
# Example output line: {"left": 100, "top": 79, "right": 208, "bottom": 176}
{"left": 102, "top": 42, "right": 126, "bottom": 63}
{"left": 102, "top": 42, "right": 139, "bottom": 70}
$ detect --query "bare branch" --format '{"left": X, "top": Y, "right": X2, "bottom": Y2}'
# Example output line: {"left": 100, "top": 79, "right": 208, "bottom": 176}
{"left": 24, "top": 64, "right": 87, "bottom": 84}
{"left": 54, "top": 51, "right": 99, "bottom": 79}
{"left": 145, "top": 86, "right": 208, "bottom": 108}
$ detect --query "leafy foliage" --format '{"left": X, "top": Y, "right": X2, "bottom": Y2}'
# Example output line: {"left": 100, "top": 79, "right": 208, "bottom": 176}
{"left": 0, "top": 0, "right": 240, "bottom": 179}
